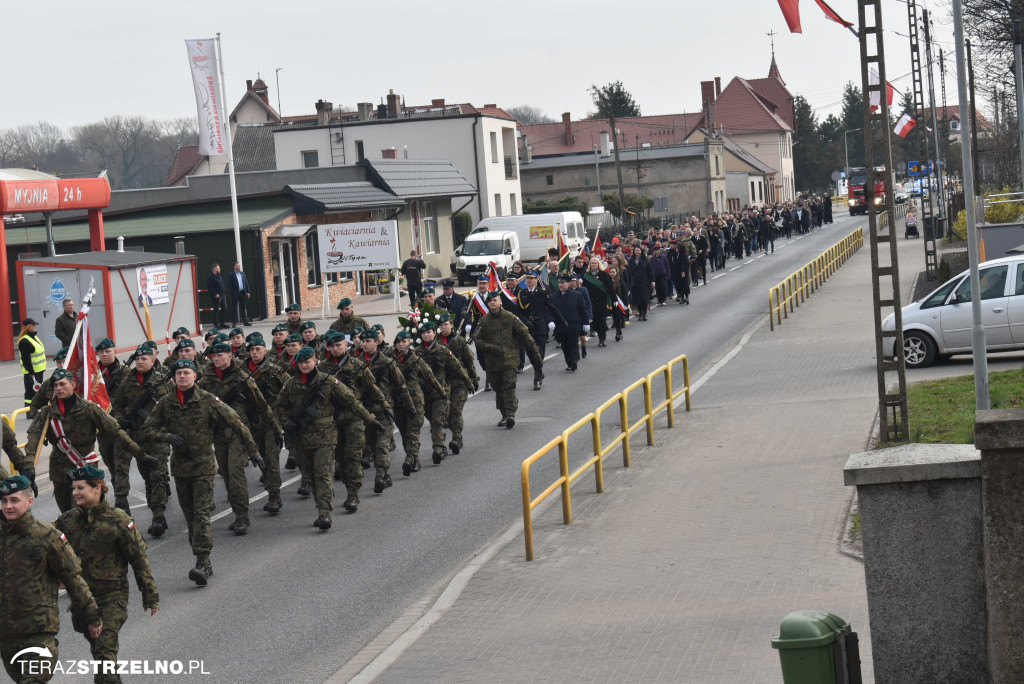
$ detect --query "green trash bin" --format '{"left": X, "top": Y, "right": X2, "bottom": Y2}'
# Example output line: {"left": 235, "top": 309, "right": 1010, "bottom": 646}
{"left": 771, "top": 610, "right": 854, "bottom": 684}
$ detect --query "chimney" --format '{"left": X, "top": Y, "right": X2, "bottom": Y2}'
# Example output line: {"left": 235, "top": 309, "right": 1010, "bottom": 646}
{"left": 431, "top": 98, "right": 445, "bottom": 108}
{"left": 246, "top": 79, "right": 253, "bottom": 91}
{"left": 562, "top": 112, "right": 573, "bottom": 145}
{"left": 714, "top": 77, "right": 721, "bottom": 98}
{"left": 252, "top": 78, "right": 270, "bottom": 105}
{"left": 357, "top": 102, "right": 373, "bottom": 121}
{"left": 381, "top": 147, "right": 398, "bottom": 159}
{"left": 483, "top": 104, "right": 496, "bottom": 109}
{"left": 700, "top": 80, "right": 716, "bottom": 105}
{"left": 519, "top": 135, "right": 528, "bottom": 161}
{"left": 386, "top": 89, "right": 401, "bottom": 118}
{"left": 600, "top": 130, "right": 611, "bottom": 157}
{"left": 377, "top": 103, "right": 388, "bottom": 119}
{"left": 315, "top": 99, "right": 332, "bottom": 126}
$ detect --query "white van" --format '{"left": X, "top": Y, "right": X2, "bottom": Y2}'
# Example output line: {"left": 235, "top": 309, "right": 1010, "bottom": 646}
{"left": 453, "top": 231, "right": 520, "bottom": 285}
{"left": 469, "top": 212, "right": 588, "bottom": 264}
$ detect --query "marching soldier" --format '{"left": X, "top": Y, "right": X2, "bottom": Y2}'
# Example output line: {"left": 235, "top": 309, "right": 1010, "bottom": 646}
{"left": 228, "top": 328, "right": 247, "bottom": 359}
{"left": 141, "top": 359, "right": 261, "bottom": 586}
{"left": 163, "top": 327, "right": 191, "bottom": 367}
{"left": 418, "top": 322, "right": 471, "bottom": 463}
{"left": 110, "top": 345, "right": 173, "bottom": 537}
{"left": 275, "top": 347, "right": 384, "bottom": 530}
{"left": 0, "top": 474, "right": 102, "bottom": 683}
{"left": 54, "top": 466, "right": 159, "bottom": 684}
{"left": 196, "top": 329, "right": 220, "bottom": 368}
{"left": 27, "top": 369, "right": 146, "bottom": 514}
{"left": 354, "top": 329, "right": 413, "bottom": 494}
{"left": 437, "top": 313, "right": 479, "bottom": 453}
{"left": 299, "top": 321, "right": 322, "bottom": 356}
{"left": 463, "top": 275, "right": 492, "bottom": 390}
{"left": 329, "top": 297, "right": 370, "bottom": 336}
{"left": 245, "top": 334, "right": 290, "bottom": 515}
{"left": 268, "top": 324, "right": 289, "bottom": 361}
{"left": 198, "top": 342, "right": 279, "bottom": 535}
{"left": 391, "top": 331, "right": 438, "bottom": 476}
{"left": 474, "top": 291, "right": 543, "bottom": 429}
{"left": 278, "top": 334, "right": 303, "bottom": 374}
{"left": 284, "top": 303, "right": 304, "bottom": 336}
{"left": 27, "top": 347, "right": 69, "bottom": 417}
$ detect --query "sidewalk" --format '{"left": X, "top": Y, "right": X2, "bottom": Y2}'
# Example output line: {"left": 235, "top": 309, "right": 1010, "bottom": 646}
{"left": 336, "top": 231, "right": 929, "bottom": 683}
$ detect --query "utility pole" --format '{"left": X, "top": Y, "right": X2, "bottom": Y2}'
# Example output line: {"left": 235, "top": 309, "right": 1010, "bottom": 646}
{"left": 609, "top": 115, "right": 627, "bottom": 229}
{"left": 1016, "top": 21, "right": 1024, "bottom": 191}
{"left": 908, "top": 0, "right": 938, "bottom": 278}
{"left": 968, "top": 40, "right": 980, "bottom": 186}
{"left": 923, "top": 10, "right": 946, "bottom": 232}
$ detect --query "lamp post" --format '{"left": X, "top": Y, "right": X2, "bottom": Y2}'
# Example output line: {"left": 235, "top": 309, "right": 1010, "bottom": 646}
{"left": 844, "top": 128, "right": 864, "bottom": 187}
{"left": 275, "top": 67, "right": 283, "bottom": 116}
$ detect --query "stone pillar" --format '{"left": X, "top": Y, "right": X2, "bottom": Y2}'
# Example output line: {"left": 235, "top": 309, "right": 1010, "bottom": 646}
{"left": 844, "top": 444, "right": 986, "bottom": 682}
{"left": 975, "top": 409, "right": 1024, "bottom": 682}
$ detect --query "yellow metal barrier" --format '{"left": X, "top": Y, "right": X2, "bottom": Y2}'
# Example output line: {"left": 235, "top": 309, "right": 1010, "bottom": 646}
{"left": 520, "top": 353, "right": 690, "bottom": 560}
{"left": 1, "top": 408, "right": 30, "bottom": 472}
{"left": 768, "top": 228, "right": 864, "bottom": 331}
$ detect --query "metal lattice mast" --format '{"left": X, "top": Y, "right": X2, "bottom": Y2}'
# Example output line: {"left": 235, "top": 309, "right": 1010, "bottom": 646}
{"left": 860, "top": 0, "right": 910, "bottom": 443}
{"left": 922, "top": 9, "right": 942, "bottom": 278}
{"left": 906, "top": 0, "right": 938, "bottom": 280}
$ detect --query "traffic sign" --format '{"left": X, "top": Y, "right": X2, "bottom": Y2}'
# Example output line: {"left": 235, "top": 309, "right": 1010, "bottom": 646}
{"left": 908, "top": 161, "right": 921, "bottom": 176}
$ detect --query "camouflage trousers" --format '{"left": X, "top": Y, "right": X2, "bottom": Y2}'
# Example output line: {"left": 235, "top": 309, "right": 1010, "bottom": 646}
{"left": 296, "top": 441, "right": 335, "bottom": 516}
{"left": 175, "top": 474, "right": 215, "bottom": 558}
{"left": 1, "top": 632, "right": 59, "bottom": 683}
{"left": 365, "top": 414, "right": 394, "bottom": 477}
{"left": 335, "top": 419, "right": 366, "bottom": 497}
{"left": 425, "top": 396, "right": 450, "bottom": 449}
{"left": 394, "top": 404, "right": 425, "bottom": 465}
{"left": 448, "top": 386, "right": 469, "bottom": 443}
{"left": 214, "top": 439, "right": 250, "bottom": 516}
{"left": 72, "top": 590, "right": 127, "bottom": 684}
{"left": 487, "top": 369, "right": 518, "bottom": 419}
{"left": 255, "top": 423, "right": 281, "bottom": 496}
{"left": 95, "top": 434, "right": 118, "bottom": 491}
{"left": 114, "top": 441, "right": 170, "bottom": 516}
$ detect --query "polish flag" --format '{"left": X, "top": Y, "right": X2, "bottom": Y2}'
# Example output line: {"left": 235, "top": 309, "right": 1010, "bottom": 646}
{"left": 63, "top": 300, "right": 111, "bottom": 411}
{"left": 869, "top": 67, "right": 895, "bottom": 113}
{"left": 894, "top": 113, "right": 917, "bottom": 138}
{"left": 592, "top": 234, "right": 607, "bottom": 260}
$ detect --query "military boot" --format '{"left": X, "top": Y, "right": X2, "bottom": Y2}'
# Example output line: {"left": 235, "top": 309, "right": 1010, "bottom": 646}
{"left": 231, "top": 514, "right": 250, "bottom": 536}
{"left": 189, "top": 557, "right": 213, "bottom": 586}
{"left": 448, "top": 437, "right": 462, "bottom": 455}
{"left": 412, "top": 458, "right": 422, "bottom": 473}
{"left": 263, "top": 493, "right": 282, "bottom": 515}
{"left": 497, "top": 416, "right": 508, "bottom": 427}
{"left": 297, "top": 481, "right": 312, "bottom": 497}
{"left": 373, "top": 474, "right": 386, "bottom": 494}
{"left": 506, "top": 416, "right": 516, "bottom": 429}
{"left": 432, "top": 445, "right": 447, "bottom": 465}
{"left": 148, "top": 514, "right": 168, "bottom": 538}
{"left": 315, "top": 514, "right": 332, "bottom": 531}
{"left": 402, "top": 459, "right": 415, "bottom": 476}
{"left": 284, "top": 455, "right": 297, "bottom": 470}
{"left": 383, "top": 473, "right": 393, "bottom": 489}
{"left": 115, "top": 499, "right": 131, "bottom": 516}
{"left": 484, "top": 379, "right": 492, "bottom": 392}
{"left": 343, "top": 489, "right": 360, "bottom": 512}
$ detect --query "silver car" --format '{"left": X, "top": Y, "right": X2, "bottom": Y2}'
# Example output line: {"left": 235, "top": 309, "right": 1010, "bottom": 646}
{"left": 883, "top": 255, "right": 1024, "bottom": 368}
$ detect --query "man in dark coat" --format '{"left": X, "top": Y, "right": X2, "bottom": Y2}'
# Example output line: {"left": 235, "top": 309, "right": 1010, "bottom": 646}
{"left": 549, "top": 275, "right": 589, "bottom": 372}
{"left": 436, "top": 280, "right": 468, "bottom": 332}
{"left": 206, "top": 263, "right": 228, "bottom": 329}
{"left": 226, "top": 261, "right": 251, "bottom": 326}
{"left": 401, "top": 251, "right": 427, "bottom": 308}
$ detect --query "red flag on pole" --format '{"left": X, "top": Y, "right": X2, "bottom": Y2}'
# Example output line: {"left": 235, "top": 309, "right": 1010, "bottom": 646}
{"left": 486, "top": 261, "right": 501, "bottom": 292}
{"left": 592, "top": 234, "right": 606, "bottom": 260}
{"left": 777, "top": 0, "right": 802, "bottom": 33}
{"left": 814, "top": 0, "right": 854, "bottom": 28}
{"left": 64, "top": 306, "right": 110, "bottom": 410}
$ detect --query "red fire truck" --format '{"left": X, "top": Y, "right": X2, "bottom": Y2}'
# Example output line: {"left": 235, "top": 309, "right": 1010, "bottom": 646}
{"left": 847, "top": 166, "right": 891, "bottom": 216}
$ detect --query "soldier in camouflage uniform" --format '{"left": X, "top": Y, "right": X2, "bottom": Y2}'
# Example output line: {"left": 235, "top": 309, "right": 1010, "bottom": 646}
{"left": 110, "top": 345, "right": 173, "bottom": 537}
{"left": 284, "top": 303, "right": 304, "bottom": 336}
{"left": 27, "top": 369, "right": 146, "bottom": 514}
{"left": 317, "top": 331, "right": 383, "bottom": 512}
{"left": 195, "top": 329, "right": 219, "bottom": 368}
{"left": 463, "top": 275, "right": 492, "bottom": 390}
{"left": 275, "top": 347, "right": 383, "bottom": 530}
{"left": 299, "top": 321, "right": 323, "bottom": 358}
{"left": 26, "top": 347, "right": 69, "bottom": 418}
{"left": 228, "top": 328, "right": 247, "bottom": 360}
{"left": 268, "top": 324, "right": 289, "bottom": 362}
{"left": 245, "top": 334, "right": 289, "bottom": 515}
{"left": 354, "top": 330, "right": 413, "bottom": 494}
{"left": 0, "top": 474, "right": 102, "bottom": 683}
{"left": 437, "top": 314, "right": 479, "bottom": 454}
{"left": 142, "top": 358, "right": 261, "bottom": 585}
{"left": 54, "top": 466, "right": 159, "bottom": 684}
{"left": 474, "top": 292, "right": 543, "bottom": 429}
{"left": 1, "top": 422, "right": 33, "bottom": 484}
{"left": 198, "top": 342, "right": 278, "bottom": 535}
{"left": 328, "top": 297, "right": 370, "bottom": 336}
{"left": 162, "top": 327, "right": 191, "bottom": 368}
{"left": 391, "top": 331, "right": 439, "bottom": 476}
{"left": 95, "top": 339, "right": 125, "bottom": 487}
{"left": 418, "top": 322, "right": 471, "bottom": 463}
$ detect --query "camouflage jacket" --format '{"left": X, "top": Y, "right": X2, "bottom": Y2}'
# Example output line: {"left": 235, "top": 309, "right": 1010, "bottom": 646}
{"left": 317, "top": 354, "right": 387, "bottom": 408}
{"left": 392, "top": 348, "right": 442, "bottom": 409}
{"left": 0, "top": 511, "right": 100, "bottom": 639}
{"left": 267, "top": 345, "right": 287, "bottom": 363}
{"left": 28, "top": 395, "right": 144, "bottom": 472}
{"left": 198, "top": 358, "right": 279, "bottom": 435}
{"left": 417, "top": 341, "right": 471, "bottom": 400}
{"left": 248, "top": 358, "right": 292, "bottom": 429}
{"left": 439, "top": 333, "right": 479, "bottom": 384}
{"left": 141, "top": 386, "right": 258, "bottom": 478}
{"left": 2, "top": 421, "right": 30, "bottom": 475}
{"left": 28, "top": 381, "right": 54, "bottom": 417}
{"left": 54, "top": 501, "right": 159, "bottom": 608}
{"left": 162, "top": 350, "right": 178, "bottom": 368}
{"left": 286, "top": 318, "right": 304, "bottom": 336}
{"left": 110, "top": 366, "right": 174, "bottom": 439}
{"left": 274, "top": 370, "right": 376, "bottom": 447}
{"left": 474, "top": 307, "right": 541, "bottom": 372}
{"left": 99, "top": 358, "right": 126, "bottom": 403}
{"left": 352, "top": 350, "right": 413, "bottom": 412}
{"left": 328, "top": 314, "right": 369, "bottom": 336}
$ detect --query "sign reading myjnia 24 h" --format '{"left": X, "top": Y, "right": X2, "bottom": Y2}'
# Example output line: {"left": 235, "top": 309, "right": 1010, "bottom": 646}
{"left": 317, "top": 221, "right": 399, "bottom": 272}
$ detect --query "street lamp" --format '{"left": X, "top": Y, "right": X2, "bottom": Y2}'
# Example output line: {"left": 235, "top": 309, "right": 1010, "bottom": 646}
{"left": 844, "top": 128, "right": 864, "bottom": 185}
{"left": 275, "top": 67, "right": 283, "bottom": 116}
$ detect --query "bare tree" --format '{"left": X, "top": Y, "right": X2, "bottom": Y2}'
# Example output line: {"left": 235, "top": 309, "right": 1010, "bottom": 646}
{"left": 506, "top": 105, "right": 555, "bottom": 125}
{"left": 73, "top": 115, "right": 165, "bottom": 189}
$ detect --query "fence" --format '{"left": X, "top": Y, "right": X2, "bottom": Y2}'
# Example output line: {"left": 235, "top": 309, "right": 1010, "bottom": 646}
{"left": 768, "top": 227, "right": 864, "bottom": 331}
{"left": 520, "top": 354, "right": 690, "bottom": 561}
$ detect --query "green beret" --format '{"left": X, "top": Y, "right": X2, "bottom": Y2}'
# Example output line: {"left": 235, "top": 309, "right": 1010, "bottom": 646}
{"left": 438, "top": 313, "right": 452, "bottom": 323}
{"left": 485, "top": 291, "right": 501, "bottom": 300}
{"left": 176, "top": 339, "right": 196, "bottom": 350}
{"left": 229, "top": 327, "right": 244, "bottom": 337}
{"left": 95, "top": 338, "right": 115, "bottom": 351}
{"left": 336, "top": 297, "right": 352, "bottom": 310}
{"left": 323, "top": 330, "right": 341, "bottom": 342}
{"left": 55, "top": 347, "right": 69, "bottom": 361}
{"left": 174, "top": 326, "right": 190, "bottom": 336}
{"left": 285, "top": 304, "right": 301, "bottom": 312}
{"left": 50, "top": 368, "right": 74, "bottom": 385}
{"left": 171, "top": 359, "right": 197, "bottom": 372}
{"left": 0, "top": 475, "right": 31, "bottom": 496}
{"left": 285, "top": 334, "right": 302, "bottom": 344}
{"left": 352, "top": 327, "right": 364, "bottom": 337}
{"left": 66, "top": 465, "right": 105, "bottom": 482}
{"left": 300, "top": 321, "right": 317, "bottom": 331}
{"left": 422, "top": 286, "right": 435, "bottom": 295}
{"left": 143, "top": 340, "right": 158, "bottom": 350}
{"left": 419, "top": 321, "right": 436, "bottom": 332}
{"left": 212, "top": 333, "right": 229, "bottom": 345}
{"left": 135, "top": 344, "right": 156, "bottom": 356}
{"left": 359, "top": 329, "right": 377, "bottom": 341}
{"left": 272, "top": 324, "right": 288, "bottom": 334}
{"left": 208, "top": 342, "right": 231, "bottom": 355}
{"left": 295, "top": 346, "right": 316, "bottom": 362}
{"left": 246, "top": 334, "right": 266, "bottom": 349}
{"left": 394, "top": 331, "right": 412, "bottom": 343}
{"left": 205, "top": 329, "right": 220, "bottom": 340}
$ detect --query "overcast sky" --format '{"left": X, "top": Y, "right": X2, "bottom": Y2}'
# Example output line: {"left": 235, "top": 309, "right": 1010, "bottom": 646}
{"left": 5, "top": 0, "right": 960, "bottom": 132}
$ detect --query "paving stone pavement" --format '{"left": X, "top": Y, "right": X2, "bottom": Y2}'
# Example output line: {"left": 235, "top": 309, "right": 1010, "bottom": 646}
{"left": 350, "top": 230, "right": 931, "bottom": 683}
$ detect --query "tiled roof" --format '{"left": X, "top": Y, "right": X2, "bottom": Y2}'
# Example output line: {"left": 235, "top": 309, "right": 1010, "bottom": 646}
{"left": 363, "top": 159, "right": 476, "bottom": 199}
{"left": 164, "top": 146, "right": 203, "bottom": 187}
{"left": 520, "top": 143, "right": 705, "bottom": 170}
{"left": 519, "top": 113, "right": 704, "bottom": 158}
{"left": 711, "top": 77, "right": 792, "bottom": 135}
{"left": 922, "top": 105, "right": 994, "bottom": 132}
{"left": 745, "top": 75, "right": 794, "bottom": 130}
{"left": 285, "top": 182, "right": 404, "bottom": 214}
{"left": 233, "top": 125, "right": 276, "bottom": 173}
{"left": 229, "top": 89, "right": 282, "bottom": 125}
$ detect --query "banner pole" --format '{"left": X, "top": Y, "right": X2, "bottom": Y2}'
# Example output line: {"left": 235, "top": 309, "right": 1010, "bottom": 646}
{"left": 216, "top": 33, "right": 244, "bottom": 267}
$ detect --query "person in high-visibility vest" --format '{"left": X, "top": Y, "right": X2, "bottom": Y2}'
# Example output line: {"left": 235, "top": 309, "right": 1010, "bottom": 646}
{"left": 18, "top": 317, "right": 46, "bottom": 407}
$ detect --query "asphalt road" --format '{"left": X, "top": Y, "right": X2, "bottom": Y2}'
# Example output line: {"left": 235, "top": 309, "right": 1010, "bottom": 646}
{"left": 29, "top": 213, "right": 867, "bottom": 683}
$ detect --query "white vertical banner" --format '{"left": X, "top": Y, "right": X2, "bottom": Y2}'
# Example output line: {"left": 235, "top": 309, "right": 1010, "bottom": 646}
{"left": 185, "top": 38, "right": 226, "bottom": 156}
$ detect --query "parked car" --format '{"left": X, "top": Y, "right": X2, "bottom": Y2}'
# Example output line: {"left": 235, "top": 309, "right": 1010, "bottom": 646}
{"left": 452, "top": 230, "right": 519, "bottom": 285}
{"left": 894, "top": 186, "right": 909, "bottom": 204}
{"left": 883, "top": 255, "right": 1024, "bottom": 368}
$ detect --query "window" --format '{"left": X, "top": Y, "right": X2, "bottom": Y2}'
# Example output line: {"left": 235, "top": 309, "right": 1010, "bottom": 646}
{"left": 356, "top": 140, "right": 365, "bottom": 162}
{"left": 750, "top": 181, "right": 755, "bottom": 199}
{"left": 421, "top": 201, "right": 439, "bottom": 254}
{"left": 953, "top": 265, "right": 1009, "bottom": 302}
{"left": 490, "top": 132, "right": 498, "bottom": 162}
{"left": 715, "top": 155, "right": 720, "bottom": 175}
{"left": 306, "top": 232, "right": 321, "bottom": 285}
{"left": 546, "top": 175, "right": 554, "bottom": 186}
{"left": 302, "top": 150, "right": 319, "bottom": 168}
{"left": 758, "top": 181, "right": 763, "bottom": 202}
{"left": 510, "top": 193, "right": 517, "bottom": 215}
{"left": 494, "top": 193, "right": 502, "bottom": 216}
{"left": 1017, "top": 263, "right": 1024, "bottom": 296}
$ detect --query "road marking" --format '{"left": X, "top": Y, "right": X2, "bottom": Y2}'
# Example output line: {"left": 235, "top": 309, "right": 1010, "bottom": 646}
{"left": 711, "top": 274, "right": 725, "bottom": 280}
{"left": 755, "top": 253, "right": 765, "bottom": 259}
{"left": 210, "top": 474, "right": 302, "bottom": 522}
{"left": 729, "top": 266, "right": 743, "bottom": 271}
